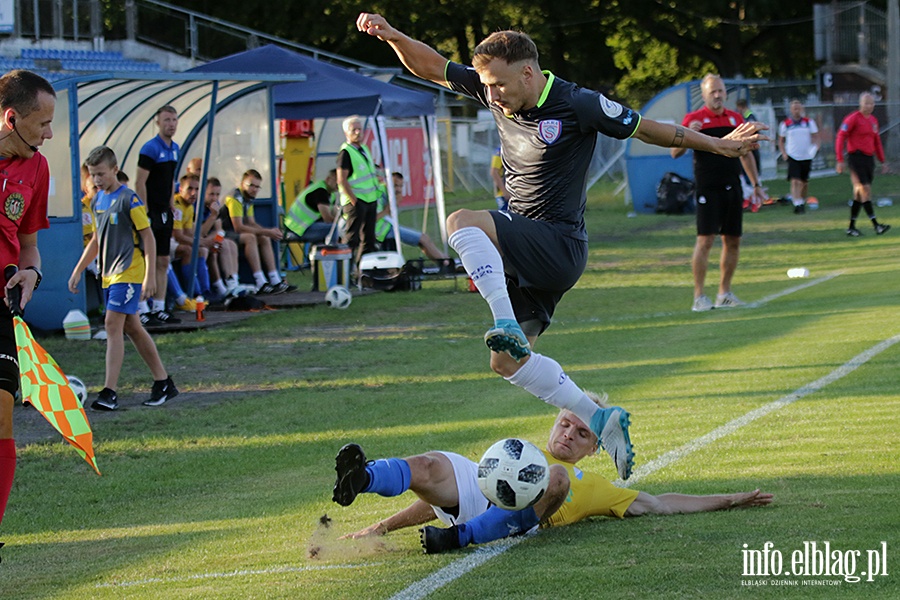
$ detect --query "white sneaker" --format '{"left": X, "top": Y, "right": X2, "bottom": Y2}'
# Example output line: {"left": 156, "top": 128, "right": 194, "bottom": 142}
{"left": 714, "top": 292, "right": 744, "bottom": 308}
{"left": 692, "top": 295, "right": 713, "bottom": 312}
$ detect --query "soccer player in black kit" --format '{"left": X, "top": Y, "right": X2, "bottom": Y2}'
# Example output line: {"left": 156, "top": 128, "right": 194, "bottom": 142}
{"left": 355, "top": 13, "right": 767, "bottom": 480}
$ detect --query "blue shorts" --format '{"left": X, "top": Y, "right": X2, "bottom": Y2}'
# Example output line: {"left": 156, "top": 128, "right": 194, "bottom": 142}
{"left": 104, "top": 283, "right": 141, "bottom": 314}
{"left": 382, "top": 224, "right": 423, "bottom": 247}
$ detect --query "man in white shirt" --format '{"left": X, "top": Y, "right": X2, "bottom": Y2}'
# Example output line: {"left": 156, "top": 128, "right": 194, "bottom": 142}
{"left": 778, "top": 100, "right": 819, "bottom": 214}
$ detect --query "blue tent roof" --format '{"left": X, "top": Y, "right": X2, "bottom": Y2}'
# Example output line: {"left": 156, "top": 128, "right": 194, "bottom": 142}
{"left": 188, "top": 45, "right": 435, "bottom": 118}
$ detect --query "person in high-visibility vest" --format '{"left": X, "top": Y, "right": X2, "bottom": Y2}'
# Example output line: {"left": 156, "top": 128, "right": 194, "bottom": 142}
{"left": 284, "top": 169, "right": 339, "bottom": 244}
{"left": 375, "top": 172, "right": 453, "bottom": 268}
{"left": 336, "top": 116, "right": 379, "bottom": 266}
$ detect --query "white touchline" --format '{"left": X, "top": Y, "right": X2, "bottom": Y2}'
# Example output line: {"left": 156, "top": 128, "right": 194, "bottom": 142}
{"left": 390, "top": 331, "right": 900, "bottom": 600}
{"left": 745, "top": 272, "right": 842, "bottom": 309}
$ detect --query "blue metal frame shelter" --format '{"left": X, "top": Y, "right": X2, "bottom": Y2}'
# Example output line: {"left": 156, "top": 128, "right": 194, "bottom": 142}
{"left": 30, "top": 72, "right": 302, "bottom": 331}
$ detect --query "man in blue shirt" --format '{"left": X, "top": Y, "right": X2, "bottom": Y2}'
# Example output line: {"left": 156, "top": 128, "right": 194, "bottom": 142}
{"left": 135, "top": 105, "right": 181, "bottom": 325}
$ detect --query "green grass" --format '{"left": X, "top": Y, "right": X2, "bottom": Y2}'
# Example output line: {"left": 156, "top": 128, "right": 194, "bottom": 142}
{"left": 4, "top": 174, "right": 900, "bottom": 598}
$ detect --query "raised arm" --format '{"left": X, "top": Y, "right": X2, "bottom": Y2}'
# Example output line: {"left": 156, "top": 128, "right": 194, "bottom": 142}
{"left": 356, "top": 13, "right": 449, "bottom": 86}
{"left": 641, "top": 119, "right": 767, "bottom": 159}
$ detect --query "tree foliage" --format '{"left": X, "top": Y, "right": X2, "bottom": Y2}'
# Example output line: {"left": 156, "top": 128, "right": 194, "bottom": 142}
{"left": 173, "top": 0, "right": 821, "bottom": 107}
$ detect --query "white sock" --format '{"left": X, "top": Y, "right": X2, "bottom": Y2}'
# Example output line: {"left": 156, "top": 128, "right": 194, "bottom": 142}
{"left": 138, "top": 300, "right": 150, "bottom": 315}
{"left": 214, "top": 280, "right": 227, "bottom": 295}
{"left": 505, "top": 353, "right": 600, "bottom": 427}
{"left": 794, "top": 197, "right": 804, "bottom": 206}
{"left": 153, "top": 299, "right": 166, "bottom": 313}
{"left": 175, "top": 294, "right": 187, "bottom": 305}
{"left": 448, "top": 227, "right": 515, "bottom": 322}
{"left": 253, "top": 271, "right": 267, "bottom": 288}
{"left": 267, "top": 271, "right": 282, "bottom": 285}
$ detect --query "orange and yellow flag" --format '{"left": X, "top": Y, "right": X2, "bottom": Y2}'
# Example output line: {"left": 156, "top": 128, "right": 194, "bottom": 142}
{"left": 13, "top": 318, "right": 100, "bottom": 475}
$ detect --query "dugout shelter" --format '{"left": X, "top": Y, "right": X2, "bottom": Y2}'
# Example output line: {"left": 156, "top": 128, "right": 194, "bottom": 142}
{"left": 32, "top": 71, "right": 304, "bottom": 331}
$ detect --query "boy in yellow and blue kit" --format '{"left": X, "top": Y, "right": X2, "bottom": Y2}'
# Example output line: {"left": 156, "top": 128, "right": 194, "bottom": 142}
{"left": 68, "top": 146, "right": 177, "bottom": 411}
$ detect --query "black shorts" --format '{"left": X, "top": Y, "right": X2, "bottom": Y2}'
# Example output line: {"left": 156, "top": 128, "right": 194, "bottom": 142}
{"left": 0, "top": 306, "right": 19, "bottom": 395}
{"left": 787, "top": 158, "right": 812, "bottom": 182}
{"left": 148, "top": 208, "right": 175, "bottom": 252}
{"left": 848, "top": 151, "right": 875, "bottom": 185}
{"left": 695, "top": 184, "right": 743, "bottom": 237}
{"left": 490, "top": 211, "right": 588, "bottom": 335}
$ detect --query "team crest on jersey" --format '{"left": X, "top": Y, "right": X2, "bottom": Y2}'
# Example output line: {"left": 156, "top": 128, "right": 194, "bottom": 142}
{"left": 599, "top": 95, "right": 624, "bottom": 118}
{"left": 538, "top": 119, "right": 562, "bottom": 144}
{"left": 729, "top": 116, "right": 737, "bottom": 126}
{"left": 4, "top": 192, "right": 24, "bottom": 221}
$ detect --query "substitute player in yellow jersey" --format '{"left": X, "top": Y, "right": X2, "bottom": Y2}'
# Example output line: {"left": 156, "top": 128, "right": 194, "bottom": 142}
{"left": 68, "top": 146, "right": 177, "bottom": 411}
{"left": 331, "top": 392, "right": 773, "bottom": 553}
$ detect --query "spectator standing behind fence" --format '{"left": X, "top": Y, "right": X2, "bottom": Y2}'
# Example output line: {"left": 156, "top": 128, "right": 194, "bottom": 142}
{"left": 284, "top": 169, "right": 340, "bottom": 245}
{"left": 69, "top": 146, "right": 178, "bottom": 411}
{"left": 672, "top": 75, "right": 766, "bottom": 313}
{"left": 490, "top": 145, "right": 508, "bottom": 210}
{"left": 778, "top": 99, "right": 819, "bottom": 215}
{"left": 222, "top": 169, "right": 295, "bottom": 294}
{"left": 835, "top": 92, "right": 890, "bottom": 237}
{"left": 337, "top": 116, "right": 379, "bottom": 269}
{"left": 135, "top": 105, "right": 181, "bottom": 325}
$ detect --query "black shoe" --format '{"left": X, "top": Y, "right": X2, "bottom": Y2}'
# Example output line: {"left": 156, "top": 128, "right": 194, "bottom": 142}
{"left": 271, "top": 280, "right": 297, "bottom": 294}
{"left": 152, "top": 310, "right": 181, "bottom": 324}
{"left": 256, "top": 283, "right": 276, "bottom": 295}
{"left": 847, "top": 227, "right": 862, "bottom": 237}
{"left": 140, "top": 312, "right": 162, "bottom": 327}
{"left": 332, "top": 443, "right": 369, "bottom": 506}
{"left": 793, "top": 204, "right": 805, "bottom": 214}
{"left": 875, "top": 223, "right": 891, "bottom": 235}
{"left": 143, "top": 377, "right": 178, "bottom": 407}
{"left": 91, "top": 388, "right": 119, "bottom": 411}
{"left": 420, "top": 525, "right": 462, "bottom": 554}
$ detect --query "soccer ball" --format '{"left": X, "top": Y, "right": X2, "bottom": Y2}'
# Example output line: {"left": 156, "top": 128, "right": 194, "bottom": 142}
{"left": 477, "top": 438, "right": 549, "bottom": 511}
{"left": 66, "top": 375, "right": 87, "bottom": 406}
{"left": 807, "top": 196, "right": 819, "bottom": 210}
{"left": 325, "top": 285, "right": 352, "bottom": 309}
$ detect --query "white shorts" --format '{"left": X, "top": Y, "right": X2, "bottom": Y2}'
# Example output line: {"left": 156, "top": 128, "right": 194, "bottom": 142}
{"left": 430, "top": 451, "right": 491, "bottom": 527}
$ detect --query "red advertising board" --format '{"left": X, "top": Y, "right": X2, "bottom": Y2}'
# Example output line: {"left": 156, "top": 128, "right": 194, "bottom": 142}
{"left": 365, "top": 125, "right": 432, "bottom": 208}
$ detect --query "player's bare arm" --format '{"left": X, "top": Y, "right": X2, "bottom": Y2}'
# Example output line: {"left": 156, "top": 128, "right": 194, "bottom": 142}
{"left": 639, "top": 118, "right": 768, "bottom": 159}
{"left": 356, "top": 13, "right": 449, "bottom": 86}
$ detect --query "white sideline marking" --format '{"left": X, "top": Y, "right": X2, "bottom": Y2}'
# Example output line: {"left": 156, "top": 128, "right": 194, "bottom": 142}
{"left": 745, "top": 272, "right": 842, "bottom": 309}
{"left": 390, "top": 332, "right": 900, "bottom": 600}
{"left": 96, "top": 562, "right": 381, "bottom": 588}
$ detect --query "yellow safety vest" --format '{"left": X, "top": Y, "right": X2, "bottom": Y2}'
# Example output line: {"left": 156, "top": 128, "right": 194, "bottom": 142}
{"left": 339, "top": 143, "right": 379, "bottom": 205}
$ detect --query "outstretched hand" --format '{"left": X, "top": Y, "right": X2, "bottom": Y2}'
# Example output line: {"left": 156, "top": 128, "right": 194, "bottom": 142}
{"left": 720, "top": 121, "right": 770, "bottom": 158}
{"left": 357, "top": 13, "right": 399, "bottom": 42}
{"left": 729, "top": 489, "right": 774, "bottom": 509}
{"left": 339, "top": 522, "right": 387, "bottom": 540}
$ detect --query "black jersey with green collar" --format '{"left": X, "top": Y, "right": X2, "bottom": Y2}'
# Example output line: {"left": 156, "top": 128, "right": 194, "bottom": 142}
{"left": 445, "top": 62, "right": 640, "bottom": 239}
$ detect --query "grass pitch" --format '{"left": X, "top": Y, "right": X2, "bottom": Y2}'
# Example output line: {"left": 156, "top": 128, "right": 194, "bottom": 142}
{"left": 4, "top": 175, "right": 899, "bottom": 599}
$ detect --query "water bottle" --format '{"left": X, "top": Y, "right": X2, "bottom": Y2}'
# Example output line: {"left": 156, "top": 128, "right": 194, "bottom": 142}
{"left": 195, "top": 296, "right": 206, "bottom": 321}
{"left": 212, "top": 230, "right": 224, "bottom": 253}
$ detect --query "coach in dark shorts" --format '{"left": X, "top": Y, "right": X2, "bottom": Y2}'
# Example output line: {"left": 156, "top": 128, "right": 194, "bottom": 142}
{"left": 135, "top": 105, "right": 181, "bottom": 324}
{"left": 672, "top": 75, "right": 765, "bottom": 313}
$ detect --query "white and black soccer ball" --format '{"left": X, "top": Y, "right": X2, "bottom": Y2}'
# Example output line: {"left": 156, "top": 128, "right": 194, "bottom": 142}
{"left": 477, "top": 438, "right": 549, "bottom": 511}
{"left": 66, "top": 375, "right": 87, "bottom": 406}
{"left": 325, "top": 285, "right": 352, "bottom": 309}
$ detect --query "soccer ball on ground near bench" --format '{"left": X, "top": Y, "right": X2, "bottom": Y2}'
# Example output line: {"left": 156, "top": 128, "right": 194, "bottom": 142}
{"left": 325, "top": 285, "right": 352, "bottom": 309}
{"left": 477, "top": 438, "right": 549, "bottom": 511}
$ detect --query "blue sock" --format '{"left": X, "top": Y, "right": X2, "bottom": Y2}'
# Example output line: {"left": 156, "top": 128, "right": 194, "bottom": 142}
{"left": 180, "top": 262, "right": 193, "bottom": 292}
{"left": 167, "top": 266, "right": 186, "bottom": 299}
{"left": 457, "top": 506, "right": 539, "bottom": 547}
{"left": 362, "top": 458, "right": 411, "bottom": 497}
{"left": 197, "top": 259, "right": 211, "bottom": 296}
